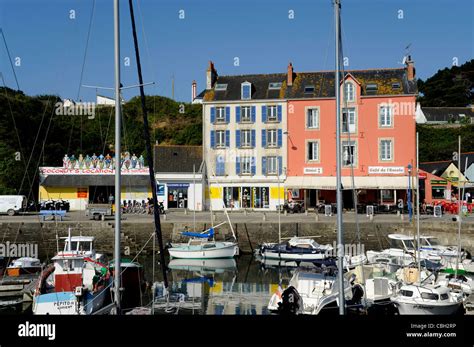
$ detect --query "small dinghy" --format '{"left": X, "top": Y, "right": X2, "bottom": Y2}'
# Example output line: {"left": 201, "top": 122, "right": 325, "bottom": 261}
{"left": 6, "top": 257, "right": 42, "bottom": 276}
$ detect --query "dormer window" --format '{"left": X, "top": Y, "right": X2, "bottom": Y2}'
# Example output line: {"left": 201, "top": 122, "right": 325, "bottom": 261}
{"left": 304, "top": 85, "right": 315, "bottom": 94}
{"left": 241, "top": 82, "right": 251, "bottom": 100}
{"left": 268, "top": 82, "right": 282, "bottom": 90}
{"left": 344, "top": 82, "right": 355, "bottom": 102}
{"left": 215, "top": 83, "right": 228, "bottom": 91}
{"left": 366, "top": 83, "right": 378, "bottom": 94}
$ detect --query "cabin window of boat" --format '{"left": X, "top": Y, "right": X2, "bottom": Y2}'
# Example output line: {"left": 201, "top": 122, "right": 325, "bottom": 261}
{"left": 400, "top": 290, "right": 413, "bottom": 297}
{"left": 65, "top": 241, "right": 79, "bottom": 251}
{"left": 440, "top": 293, "right": 449, "bottom": 300}
{"left": 421, "top": 292, "right": 439, "bottom": 300}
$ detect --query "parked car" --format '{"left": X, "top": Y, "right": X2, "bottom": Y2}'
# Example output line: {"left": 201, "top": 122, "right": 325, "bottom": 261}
{"left": 0, "top": 195, "right": 27, "bottom": 216}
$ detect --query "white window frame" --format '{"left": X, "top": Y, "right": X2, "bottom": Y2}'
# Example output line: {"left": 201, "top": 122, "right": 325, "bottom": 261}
{"left": 215, "top": 107, "right": 226, "bottom": 123}
{"left": 216, "top": 130, "right": 226, "bottom": 148}
{"left": 344, "top": 82, "right": 355, "bottom": 102}
{"left": 307, "top": 141, "right": 320, "bottom": 162}
{"left": 342, "top": 108, "right": 356, "bottom": 133}
{"left": 241, "top": 129, "right": 251, "bottom": 148}
{"left": 306, "top": 107, "right": 320, "bottom": 129}
{"left": 267, "top": 105, "right": 278, "bottom": 122}
{"left": 379, "top": 138, "right": 393, "bottom": 162}
{"left": 241, "top": 157, "right": 252, "bottom": 175}
{"left": 342, "top": 140, "right": 357, "bottom": 167}
{"left": 267, "top": 129, "right": 278, "bottom": 147}
{"left": 241, "top": 106, "right": 251, "bottom": 122}
{"left": 379, "top": 105, "right": 393, "bottom": 128}
{"left": 267, "top": 156, "right": 278, "bottom": 175}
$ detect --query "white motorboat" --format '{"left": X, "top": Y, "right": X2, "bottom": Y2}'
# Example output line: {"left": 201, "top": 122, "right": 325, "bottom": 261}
{"left": 268, "top": 268, "right": 353, "bottom": 315}
{"left": 391, "top": 284, "right": 463, "bottom": 315}
{"left": 258, "top": 237, "right": 333, "bottom": 261}
{"left": 366, "top": 234, "right": 441, "bottom": 267}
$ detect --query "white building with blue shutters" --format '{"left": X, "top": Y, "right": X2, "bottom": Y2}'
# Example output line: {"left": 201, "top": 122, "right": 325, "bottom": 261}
{"left": 202, "top": 61, "right": 287, "bottom": 210}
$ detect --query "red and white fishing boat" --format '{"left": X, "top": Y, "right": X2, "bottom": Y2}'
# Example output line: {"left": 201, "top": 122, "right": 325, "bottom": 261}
{"left": 33, "top": 233, "right": 111, "bottom": 315}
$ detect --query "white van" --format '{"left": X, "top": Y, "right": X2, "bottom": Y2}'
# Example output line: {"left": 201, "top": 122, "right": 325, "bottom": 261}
{"left": 0, "top": 195, "right": 27, "bottom": 216}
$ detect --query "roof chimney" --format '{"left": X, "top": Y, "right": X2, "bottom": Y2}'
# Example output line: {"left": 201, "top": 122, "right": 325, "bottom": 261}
{"left": 191, "top": 80, "right": 197, "bottom": 101}
{"left": 206, "top": 61, "right": 218, "bottom": 89}
{"left": 406, "top": 55, "right": 415, "bottom": 82}
{"left": 287, "top": 62, "right": 294, "bottom": 86}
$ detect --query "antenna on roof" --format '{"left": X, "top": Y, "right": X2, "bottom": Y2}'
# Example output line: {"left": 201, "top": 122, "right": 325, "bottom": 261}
{"left": 398, "top": 43, "right": 412, "bottom": 65}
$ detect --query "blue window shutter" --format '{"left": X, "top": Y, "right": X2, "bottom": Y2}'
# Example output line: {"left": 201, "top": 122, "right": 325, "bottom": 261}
{"left": 277, "top": 105, "right": 282, "bottom": 122}
{"left": 210, "top": 130, "right": 215, "bottom": 148}
{"left": 251, "top": 106, "right": 256, "bottom": 123}
{"left": 236, "top": 106, "right": 241, "bottom": 123}
{"left": 236, "top": 156, "right": 241, "bottom": 175}
{"left": 225, "top": 106, "right": 230, "bottom": 123}
{"left": 278, "top": 156, "right": 283, "bottom": 175}
{"left": 277, "top": 129, "right": 282, "bottom": 148}
{"left": 261, "top": 129, "right": 266, "bottom": 147}
{"left": 251, "top": 130, "right": 256, "bottom": 148}
{"left": 225, "top": 130, "right": 230, "bottom": 147}
{"left": 251, "top": 157, "right": 256, "bottom": 176}
{"left": 236, "top": 130, "right": 241, "bottom": 148}
{"left": 262, "top": 105, "right": 267, "bottom": 123}
{"left": 262, "top": 157, "right": 267, "bottom": 175}
{"left": 210, "top": 107, "right": 215, "bottom": 123}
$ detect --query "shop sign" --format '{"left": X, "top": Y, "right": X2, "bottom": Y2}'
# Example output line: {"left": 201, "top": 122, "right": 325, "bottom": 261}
{"left": 77, "top": 188, "right": 88, "bottom": 198}
{"left": 368, "top": 166, "right": 405, "bottom": 174}
{"left": 430, "top": 180, "right": 447, "bottom": 185}
{"left": 303, "top": 167, "right": 323, "bottom": 174}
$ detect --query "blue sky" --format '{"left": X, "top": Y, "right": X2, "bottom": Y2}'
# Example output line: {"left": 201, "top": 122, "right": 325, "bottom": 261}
{"left": 1, "top": 0, "right": 472, "bottom": 102}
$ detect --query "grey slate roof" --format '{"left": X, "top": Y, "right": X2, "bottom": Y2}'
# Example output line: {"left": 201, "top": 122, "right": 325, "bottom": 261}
{"left": 202, "top": 68, "right": 416, "bottom": 102}
{"left": 421, "top": 107, "right": 474, "bottom": 123}
{"left": 153, "top": 145, "right": 203, "bottom": 173}
{"left": 41, "top": 175, "right": 150, "bottom": 187}
{"left": 419, "top": 161, "right": 451, "bottom": 177}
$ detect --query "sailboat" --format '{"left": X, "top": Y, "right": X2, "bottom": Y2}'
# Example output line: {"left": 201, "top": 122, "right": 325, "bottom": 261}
{"left": 167, "top": 163, "right": 239, "bottom": 259}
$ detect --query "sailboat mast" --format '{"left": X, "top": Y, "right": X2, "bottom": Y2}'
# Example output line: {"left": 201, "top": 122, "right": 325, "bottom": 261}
{"left": 416, "top": 132, "right": 421, "bottom": 280}
{"left": 113, "top": 0, "right": 122, "bottom": 314}
{"left": 455, "top": 135, "right": 461, "bottom": 277}
{"left": 334, "top": 0, "right": 345, "bottom": 315}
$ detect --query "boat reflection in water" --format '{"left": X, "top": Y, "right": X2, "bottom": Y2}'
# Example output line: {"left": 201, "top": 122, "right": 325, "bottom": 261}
{"left": 152, "top": 256, "right": 290, "bottom": 315}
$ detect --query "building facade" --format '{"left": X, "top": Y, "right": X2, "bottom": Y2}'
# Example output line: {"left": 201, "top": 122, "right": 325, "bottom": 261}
{"left": 285, "top": 61, "right": 418, "bottom": 208}
{"left": 202, "top": 62, "right": 287, "bottom": 210}
{"left": 201, "top": 59, "right": 418, "bottom": 210}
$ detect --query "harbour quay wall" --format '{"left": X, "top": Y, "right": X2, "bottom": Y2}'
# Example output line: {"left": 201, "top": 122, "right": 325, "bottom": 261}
{"left": 0, "top": 219, "right": 473, "bottom": 258}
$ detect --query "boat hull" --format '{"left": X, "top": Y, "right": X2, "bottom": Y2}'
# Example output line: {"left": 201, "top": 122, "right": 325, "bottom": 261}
{"left": 261, "top": 250, "right": 329, "bottom": 261}
{"left": 393, "top": 300, "right": 462, "bottom": 315}
{"left": 168, "top": 242, "right": 238, "bottom": 259}
{"left": 33, "top": 287, "right": 109, "bottom": 315}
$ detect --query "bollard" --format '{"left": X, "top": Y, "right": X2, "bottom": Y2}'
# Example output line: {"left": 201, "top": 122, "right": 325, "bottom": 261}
{"left": 397, "top": 211, "right": 400, "bottom": 216}
{"left": 263, "top": 213, "right": 266, "bottom": 221}
{"left": 369, "top": 214, "right": 373, "bottom": 221}
{"left": 163, "top": 214, "right": 167, "bottom": 221}
{"left": 400, "top": 213, "right": 404, "bottom": 221}
{"left": 315, "top": 213, "right": 319, "bottom": 222}
{"left": 212, "top": 213, "right": 216, "bottom": 221}
{"left": 305, "top": 210, "right": 308, "bottom": 216}
{"left": 284, "top": 210, "right": 287, "bottom": 216}
{"left": 244, "top": 209, "right": 247, "bottom": 216}
{"left": 184, "top": 209, "right": 188, "bottom": 215}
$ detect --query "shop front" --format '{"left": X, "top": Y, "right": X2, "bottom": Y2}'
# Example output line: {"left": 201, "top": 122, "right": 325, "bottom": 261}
{"left": 208, "top": 183, "right": 283, "bottom": 211}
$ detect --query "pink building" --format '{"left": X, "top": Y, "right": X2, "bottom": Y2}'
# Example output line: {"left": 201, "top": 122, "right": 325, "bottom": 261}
{"left": 284, "top": 58, "right": 418, "bottom": 209}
